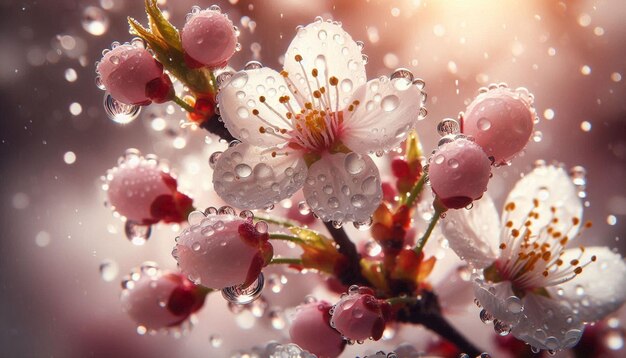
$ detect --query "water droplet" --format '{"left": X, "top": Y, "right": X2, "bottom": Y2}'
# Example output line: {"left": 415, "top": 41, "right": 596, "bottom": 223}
{"left": 479, "top": 309, "right": 493, "bottom": 324}
{"left": 82, "top": 6, "right": 109, "bottom": 36}
{"left": 344, "top": 152, "right": 366, "bottom": 174}
{"left": 298, "top": 201, "right": 311, "bottom": 215}
{"left": 477, "top": 117, "right": 492, "bottom": 131}
{"left": 318, "top": 29, "right": 327, "bottom": 40}
{"left": 505, "top": 296, "right": 523, "bottom": 313}
{"left": 209, "top": 151, "right": 222, "bottom": 169}
{"left": 493, "top": 320, "right": 511, "bottom": 336}
{"left": 381, "top": 95, "right": 400, "bottom": 112}
{"left": 230, "top": 72, "right": 249, "bottom": 89}
{"left": 269, "top": 308, "right": 286, "bottom": 329}
{"left": 436, "top": 118, "right": 460, "bottom": 136}
{"left": 99, "top": 259, "right": 119, "bottom": 282}
{"left": 221, "top": 273, "right": 264, "bottom": 305}
{"left": 353, "top": 217, "right": 373, "bottom": 230}
{"left": 124, "top": 221, "right": 151, "bottom": 245}
{"left": 351, "top": 194, "right": 366, "bottom": 208}
{"left": 235, "top": 164, "right": 252, "bottom": 178}
{"left": 447, "top": 159, "right": 459, "bottom": 169}
{"left": 604, "top": 329, "right": 625, "bottom": 350}
{"left": 209, "top": 334, "right": 223, "bottom": 348}
{"left": 104, "top": 93, "right": 141, "bottom": 124}
{"left": 434, "top": 154, "right": 445, "bottom": 164}
{"left": 364, "top": 240, "right": 381, "bottom": 256}
{"left": 244, "top": 60, "right": 262, "bottom": 70}
{"left": 340, "top": 79, "right": 353, "bottom": 92}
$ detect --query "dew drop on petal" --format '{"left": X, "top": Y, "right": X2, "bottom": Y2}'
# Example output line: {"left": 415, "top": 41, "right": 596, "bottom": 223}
{"left": 381, "top": 95, "right": 399, "bottom": 112}
{"left": 344, "top": 152, "right": 366, "bottom": 175}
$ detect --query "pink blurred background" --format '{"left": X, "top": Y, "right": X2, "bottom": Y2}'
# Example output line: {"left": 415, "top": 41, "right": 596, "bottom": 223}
{"left": 0, "top": 0, "right": 624, "bottom": 356}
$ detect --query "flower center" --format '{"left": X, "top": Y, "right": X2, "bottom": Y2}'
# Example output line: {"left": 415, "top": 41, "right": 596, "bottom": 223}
{"left": 492, "top": 199, "right": 595, "bottom": 292}
{"left": 251, "top": 54, "right": 361, "bottom": 153}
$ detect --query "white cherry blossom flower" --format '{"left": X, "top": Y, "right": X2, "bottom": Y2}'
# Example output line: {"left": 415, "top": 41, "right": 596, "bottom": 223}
{"left": 212, "top": 19, "right": 425, "bottom": 222}
{"left": 441, "top": 164, "right": 626, "bottom": 352}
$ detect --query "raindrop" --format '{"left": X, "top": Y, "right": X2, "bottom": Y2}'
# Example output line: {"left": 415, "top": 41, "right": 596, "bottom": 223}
{"left": 344, "top": 152, "right": 366, "bottom": 174}
{"left": 244, "top": 60, "right": 263, "bottom": 70}
{"left": 221, "top": 273, "right": 264, "bottom": 305}
{"left": 209, "top": 334, "right": 223, "bottom": 348}
{"left": 124, "top": 221, "right": 151, "bottom": 245}
{"left": 505, "top": 296, "right": 523, "bottom": 313}
{"left": 477, "top": 117, "right": 491, "bottom": 131}
{"left": 99, "top": 259, "right": 119, "bottom": 282}
{"left": 364, "top": 240, "right": 381, "bottom": 256}
{"left": 82, "top": 6, "right": 109, "bottom": 36}
{"left": 209, "top": 151, "right": 222, "bottom": 169}
{"left": 493, "top": 320, "right": 511, "bottom": 336}
{"left": 269, "top": 308, "right": 286, "bottom": 329}
{"left": 104, "top": 93, "right": 141, "bottom": 124}
{"left": 381, "top": 95, "right": 400, "bottom": 112}
{"left": 353, "top": 217, "right": 373, "bottom": 230}
{"left": 604, "top": 329, "right": 625, "bottom": 350}
{"left": 436, "top": 118, "right": 460, "bottom": 136}
{"left": 235, "top": 164, "right": 252, "bottom": 178}
{"left": 479, "top": 309, "right": 493, "bottom": 324}
{"left": 65, "top": 68, "right": 78, "bottom": 82}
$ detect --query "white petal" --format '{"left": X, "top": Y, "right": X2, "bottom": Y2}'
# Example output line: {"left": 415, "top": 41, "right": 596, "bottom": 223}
{"left": 212, "top": 143, "right": 307, "bottom": 209}
{"left": 512, "top": 293, "right": 584, "bottom": 351}
{"left": 283, "top": 21, "right": 367, "bottom": 110}
{"left": 441, "top": 194, "right": 500, "bottom": 269}
{"left": 550, "top": 246, "right": 626, "bottom": 323}
{"left": 302, "top": 152, "right": 382, "bottom": 222}
{"left": 340, "top": 76, "right": 423, "bottom": 154}
{"left": 504, "top": 165, "right": 582, "bottom": 239}
{"left": 217, "top": 68, "right": 300, "bottom": 147}
{"left": 473, "top": 278, "right": 524, "bottom": 327}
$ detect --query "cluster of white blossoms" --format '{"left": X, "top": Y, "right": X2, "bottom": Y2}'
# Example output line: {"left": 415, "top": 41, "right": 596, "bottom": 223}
{"left": 442, "top": 164, "right": 626, "bottom": 351}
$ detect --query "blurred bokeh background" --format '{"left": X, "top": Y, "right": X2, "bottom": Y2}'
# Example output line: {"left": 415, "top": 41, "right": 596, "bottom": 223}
{"left": 1, "top": 0, "right": 625, "bottom": 357}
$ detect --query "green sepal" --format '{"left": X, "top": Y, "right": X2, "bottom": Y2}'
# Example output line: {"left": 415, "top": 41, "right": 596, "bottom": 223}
{"left": 145, "top": 0, "right": 182, "bottom": 51}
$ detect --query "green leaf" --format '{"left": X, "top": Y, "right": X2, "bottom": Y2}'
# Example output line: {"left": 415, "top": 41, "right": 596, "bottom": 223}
{"left": 144, "top": 0, "right": 182, "bottom": 51}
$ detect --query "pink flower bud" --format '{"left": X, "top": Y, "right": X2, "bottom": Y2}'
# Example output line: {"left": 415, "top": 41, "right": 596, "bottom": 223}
{"left": 97, "top": 44, "right": 172, "bottom": 105}
{"left": 105, "top": 151, "right": 193, "bottom": 224}
{"left": 462, "top": 87, "right": 535, "bottom": 165}
{"left": 121, "top": 265, "right": 206, "bottom": 331}
{"left": 330, "top": 287, "right": 391, "bottom": 341}
{"left": 427, "top": 138, "right": 492, "bottom": 209}
{"left": 173, "top": 212, "right": 273, "bottom": 289}
{"left": 182, "top": 9, "right": 237, "bottom": 69}
{"left": 289, "top": 301, "right": 346, "bottom": 358}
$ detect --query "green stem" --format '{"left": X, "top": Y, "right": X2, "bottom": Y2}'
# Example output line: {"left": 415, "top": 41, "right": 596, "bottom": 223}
{"left": 269, "top": 258, "right": 302, "bottom": 265}
{"left": 172, "top": 95, "right": 195, "bottom": 113}
{"left": 405, "top": 174, "right": 427, "bottom": 208}
{"left": 413, "top": 206, "right": 442, "bottom": 255}
{"left": 269, "top": 233, "right": 305, "bottom": 245}
{"left": 254, "top": 215, "right": 296, "bottom": 228}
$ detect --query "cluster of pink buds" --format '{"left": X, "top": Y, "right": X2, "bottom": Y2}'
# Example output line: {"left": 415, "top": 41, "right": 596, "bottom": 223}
{"left": 95, "top": 2, "right": 240, "bottom": 127}
{"left": 427, "top": 85, "right": 536, "bottom": 209}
